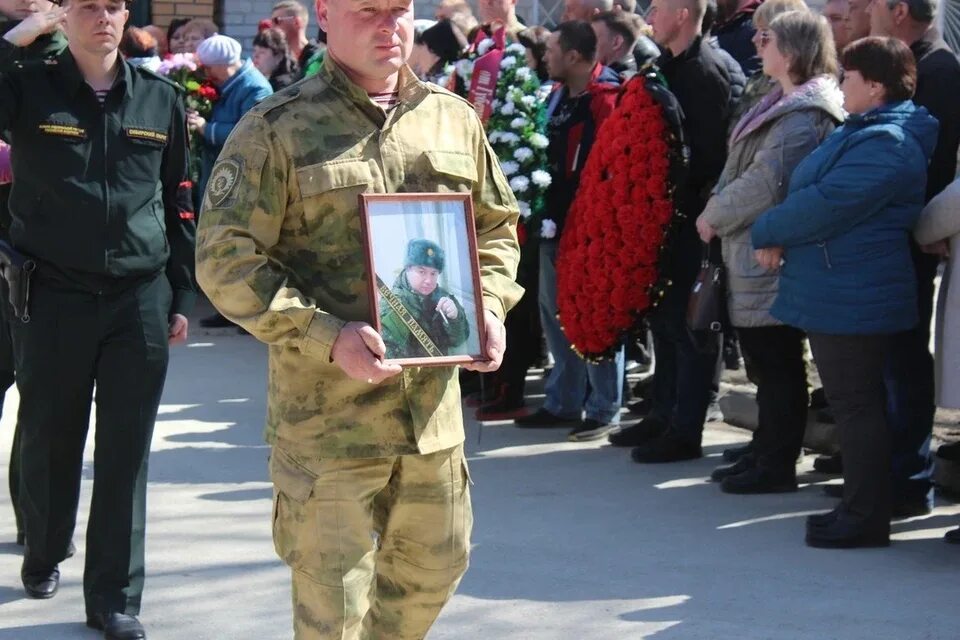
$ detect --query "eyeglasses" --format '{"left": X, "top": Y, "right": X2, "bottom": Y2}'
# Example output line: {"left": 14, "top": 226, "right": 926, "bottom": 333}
{"left": 757, "top": 30, "right": 771, "bottom": 48}
{"left": 271, "top": 14, "right": 296, "bottom": 24}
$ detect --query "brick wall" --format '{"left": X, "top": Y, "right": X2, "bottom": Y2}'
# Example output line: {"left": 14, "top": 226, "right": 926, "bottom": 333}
{"left": 152, "top": 0, "right": 217, "bottom": 29}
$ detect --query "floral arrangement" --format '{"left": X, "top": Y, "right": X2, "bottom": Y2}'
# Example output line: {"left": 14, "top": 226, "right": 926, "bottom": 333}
{"left": 555, "top": 76, "right": 683, "bottom": 361}
{"left": 157, "top": 54, "right": 219, "bottom": 183}
{"left": 443, "top": 39, "right": 552, "bottom": 229}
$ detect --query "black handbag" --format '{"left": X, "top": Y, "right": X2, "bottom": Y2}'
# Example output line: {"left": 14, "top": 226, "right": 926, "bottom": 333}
{"left": 686, "top": 239, "right": 727, "bottom": 333}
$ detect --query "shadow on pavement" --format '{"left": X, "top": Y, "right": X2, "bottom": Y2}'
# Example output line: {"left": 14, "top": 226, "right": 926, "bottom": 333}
{"left": 0, "top": 623, "right": 97, "bottom": 639}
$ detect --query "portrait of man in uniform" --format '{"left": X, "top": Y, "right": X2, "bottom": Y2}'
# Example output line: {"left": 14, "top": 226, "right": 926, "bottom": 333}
{"left": 362, "top": 193, "right": 487, "bottom": 366}
{"left": 380, "top": 238, "right": 471, "bottom": 360}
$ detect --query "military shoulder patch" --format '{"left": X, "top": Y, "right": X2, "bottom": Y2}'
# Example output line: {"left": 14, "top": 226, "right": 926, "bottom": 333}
{"left": 207, "top": 158, "right": 243, "bottom": 209}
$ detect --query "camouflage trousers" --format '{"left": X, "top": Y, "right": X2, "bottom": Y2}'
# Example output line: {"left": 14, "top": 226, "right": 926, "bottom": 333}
{"left": 270, "top": 444, "right": 473, "bottom": 640}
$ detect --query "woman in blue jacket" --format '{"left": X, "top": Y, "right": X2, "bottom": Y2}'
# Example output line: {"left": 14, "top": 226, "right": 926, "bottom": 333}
{"left": 752, "top": 37, "right": 938, "bottom": 549}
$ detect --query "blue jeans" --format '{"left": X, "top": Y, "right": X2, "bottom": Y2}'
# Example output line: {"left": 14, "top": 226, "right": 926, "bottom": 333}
{"left": 538, "top": 242, "right": 624, "bottom": 424}
{"left": 883, "top": 250, "right": 937, "bottom": 507}
{"left": 647, "top": 284, "right": 719, "bottom": 444}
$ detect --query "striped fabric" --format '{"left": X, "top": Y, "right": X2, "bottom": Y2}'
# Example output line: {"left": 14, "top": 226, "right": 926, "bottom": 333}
{"left": 369, "top": 91, "right": 400, "bottom": 111}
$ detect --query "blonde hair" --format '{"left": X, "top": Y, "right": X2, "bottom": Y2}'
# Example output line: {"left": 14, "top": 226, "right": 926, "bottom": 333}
{"left": 753, "top": 0, "right": 809, "bottom": 28}
{"left": 770, "top": 11, "right": 839, "bottom": 83}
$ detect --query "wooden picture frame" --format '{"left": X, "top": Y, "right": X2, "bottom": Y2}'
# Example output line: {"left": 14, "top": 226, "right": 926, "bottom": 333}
{"left": 358, "top": 192, "right": 488, "bottom": 367}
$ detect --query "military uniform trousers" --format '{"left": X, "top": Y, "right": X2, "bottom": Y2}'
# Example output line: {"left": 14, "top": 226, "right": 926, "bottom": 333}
{"left": 270, "top": 443, "right": 473, "bottom": 640}
{"left": 12, "top": 271, "right": 171, "bottom": 616}
{"left": 0, "top": 279, "right": 20, "bottom": 539}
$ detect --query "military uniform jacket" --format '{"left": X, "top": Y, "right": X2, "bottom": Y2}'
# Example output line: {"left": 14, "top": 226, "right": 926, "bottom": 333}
{"left": 197, "top": 58, "right": 522, "bottom": 458}
{"left": 0, "top": 43, "right": 196, "bottom": 314}
{"left": 380, "top": 274, "right": 470, "bottom": 360}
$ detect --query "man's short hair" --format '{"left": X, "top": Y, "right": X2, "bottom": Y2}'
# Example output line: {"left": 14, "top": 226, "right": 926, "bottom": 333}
{"left": 886, "top": 0, "right": 936, "bottom": 23}
{"left": 673, "top": 0, "right": 708, "bottom": 25}
{"left": 614, "top": 0, "right": 638, "bottom": 13}
{"left": 556, "top": 20, "right": 599, "bottom": 61}
{"left": 591, "top": 11, "right": 645, "bottom": 48}
{"left": 273, "top": 0, "right": 309, "bottom": 23}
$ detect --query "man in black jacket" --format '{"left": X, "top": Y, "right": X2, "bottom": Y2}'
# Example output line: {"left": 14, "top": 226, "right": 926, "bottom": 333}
{"left": 870, "top": 0, "right": 960, "bottom": 520}
{"left": 611, "top": 0, "right": 740, "bottom": 462}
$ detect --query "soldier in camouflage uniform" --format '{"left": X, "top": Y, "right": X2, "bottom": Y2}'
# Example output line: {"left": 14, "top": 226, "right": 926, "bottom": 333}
{"left": 381, "top": 239, "right": 471, "bottom": 360}
{"left": 195, "top": 0, "right": 522, "bottom": 636}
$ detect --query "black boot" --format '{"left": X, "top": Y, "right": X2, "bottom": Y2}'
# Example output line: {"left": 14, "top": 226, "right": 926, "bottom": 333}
{"left": 722, "top": 441, "right": 753, "bottom": 463}
{"left": 631, "top": 432, "right": 702, "bottom": 463}
{"left": 608, "top": 417, "right": 667, "bottom": 447}
{"left": 805, "top": 510, "right": 889, "bottom": 549}
{"left": 721, "top": 466, "right": 797, "bottom": 494}
{"left": 813, "top": 453, "right": 843, "bottom": 474}
{"left": 710, "top": 456, "right": 754, "bottom": 482}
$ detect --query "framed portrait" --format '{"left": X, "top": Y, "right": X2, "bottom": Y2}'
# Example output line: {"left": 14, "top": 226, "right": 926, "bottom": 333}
{"left": 359, "top": 193, "right": 488, "bottom": 367}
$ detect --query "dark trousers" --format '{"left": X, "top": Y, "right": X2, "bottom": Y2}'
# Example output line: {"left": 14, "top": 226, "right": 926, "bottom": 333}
{"left": 0, "top": 288, "right": 20, "bottom": 537}
{"left": 809, "top": 333, "right": 891, "bottom": 526}
{"left": 647, "top": 286, "right": 719, "bottom": 444}
{"left": 738, "top": 326, "right": 808, "bottom": 471}
{"left": 883, "top": 250, "right": 937, "bottom": 505}
{"left": 497, "top": 252, "right": 541, "bottom": 406}
{"left": 13, "top": 273, "right": 171, "bottom": 616}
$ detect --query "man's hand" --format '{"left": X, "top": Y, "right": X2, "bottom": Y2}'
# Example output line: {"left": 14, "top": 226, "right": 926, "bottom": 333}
{"left": 2, "top": 7, "right": 66, "bottom": 47}
{"left": 186, "top": 110, "right": 207, "bottom": 137}
{"left": 330, "top": 321, "right": 403, "bottom": 384}
{"left": 696, "top": 214, "right": 717, "bottom": 243}
{"left": 921, "top": 240, "right": 950, "bottom": 258}
{"left": 462, "top": 310, "right": 506, "bottom": 373}
{"left": 436, "top": 296, "right": 459, "bottom": 320}
{"left": 755, "top": 246, "right": 784, "bottom": 271}
{"left": 168, "top": 314, "right": 189, "bottom": 345}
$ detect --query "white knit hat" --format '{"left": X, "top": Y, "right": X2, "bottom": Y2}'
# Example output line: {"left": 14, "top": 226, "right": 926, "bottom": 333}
{"left": 196, "top": 35, "right": 242, "bottom": 66}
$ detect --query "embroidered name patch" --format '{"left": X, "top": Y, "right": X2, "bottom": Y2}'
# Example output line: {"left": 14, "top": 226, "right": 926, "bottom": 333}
{"left": 39, "top": 123, "right": 86, "bottom": 139}
{"left": 207, "top": 159, "right": 242, "bottom": 208}
{"left": 125, "top": 128, "right": 168, "bottom": 144}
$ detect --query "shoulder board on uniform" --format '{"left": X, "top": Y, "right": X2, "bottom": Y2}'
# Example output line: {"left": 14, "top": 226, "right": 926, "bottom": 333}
{"left": 425, "top": 82, "right": 474, "bottom": 110}
{"left": 136, "top": 65, "right": 184, "bottom": 93}
{"left": 248, "top": 83, "right": 302, "bottom": 117}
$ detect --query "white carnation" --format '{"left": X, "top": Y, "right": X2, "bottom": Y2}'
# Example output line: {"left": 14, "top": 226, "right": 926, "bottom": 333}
{"left": 500, "top": 56, "right": 518, "bottom": 70}
{"left": 501, "top": 101, "right": 516, "bottom": 116}
{"left": 476, "top": 38, "right": 495, "bottom": 56}
{"left": 513, "top": 147, "right": 534, "bottom": 162}
{"left": 499, "top": 132, "right": 521, "bottom": 145}
{"left": 515, "top": 67, "right": 533, "bottom": 82}
{"left": 531, "top": 169, "right": 552, "bottom": 188}
{"left": 521, "top": 95, "right": 537, "bottom": 108}
{"left": 529, "top": 132, "right": 549, "bottom": 149}
{"left": 518, "top": 200, "right": 532, "bottom": 217}
{"left": 506, "top": 43, "right": 527, "bottom": 56}
{"left": 500, "top": 160, "right": 519, "bottom": 176}
{"left": 488, "top": 131, "right": 501, "bottom": 144}
{"left": 510, "top": 117, "right": 528, "bottom": 130}
{"left": 455, "top": 58, "right": 474, "bottom": 80}
{"left": 509, "top": 175, "right": 530, "bottom": 193}
{"left": 541, "top": 219, "right": 557, "bottom": 239}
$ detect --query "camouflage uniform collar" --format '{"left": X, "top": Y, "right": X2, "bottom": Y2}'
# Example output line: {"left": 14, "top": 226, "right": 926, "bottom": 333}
{"left": 322, "top": 56, "right": 430, "bottom": 123}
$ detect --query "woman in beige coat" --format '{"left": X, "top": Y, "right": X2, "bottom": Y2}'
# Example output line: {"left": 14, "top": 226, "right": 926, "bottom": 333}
{"left": 914, "top": 176, "right": 960, "bottom": 544}
{"left": 696, "top": 11, "right": 844, "bottom": 494}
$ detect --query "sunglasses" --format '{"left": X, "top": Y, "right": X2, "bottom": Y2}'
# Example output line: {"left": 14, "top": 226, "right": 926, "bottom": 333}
{"left": 757, "top": 30, "right": 771, "bottom": 48}
{"left": 271, "top": 14, "right": 296, "bottom": 24}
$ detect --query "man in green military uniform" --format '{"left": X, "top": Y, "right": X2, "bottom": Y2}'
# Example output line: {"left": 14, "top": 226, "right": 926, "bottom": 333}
{"left": 381, "top": 239, "right": 470, "bottom": 360}
{"left": 195, "top": 0, "right": 522, "bottom": 636}
{"left": 0, "top": 1, "right": 195, "bottom": 638}
{"left": 0, "top": 0, "right": 66, "bottom": 549}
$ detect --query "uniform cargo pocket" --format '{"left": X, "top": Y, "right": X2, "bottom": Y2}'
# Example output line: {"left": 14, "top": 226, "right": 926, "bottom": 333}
{"left": 269, "top": 448, "right": 319, "bottom": 569}
{"left": 297, "top": 159, "right": 373, "bottom": 199}
{"left": 422, "top": 150, "right": 478, "bottom": 186}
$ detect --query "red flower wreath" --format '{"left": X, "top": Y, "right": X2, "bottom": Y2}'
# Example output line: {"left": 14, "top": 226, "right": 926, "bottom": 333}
{"left": 556, "top": 76, "right": 682, "bottom": 361}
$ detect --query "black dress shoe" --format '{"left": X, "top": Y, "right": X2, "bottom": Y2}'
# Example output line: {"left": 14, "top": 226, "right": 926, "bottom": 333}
{"left": 813, "top": 453, "right": 843, "bottom": 475}
{"left": 21, "top": 563, "right": 59, "bottom": 599}
{"left": 945, "top": 526, "right": 960, "bottom": 545}
{"left": 199, "top": 312, "right": 234, "bottom": 328}
{"left": 807, "top": 506, "right": 842, "bottom": 529}
{"left": 722, "top": 442, "right": 753, "bottom": 463}
{"left": 721, "top": 466, "right": 797, "bottom": 494}
{"left": 514, "top": 408, "right": 579, "bottom": 428}
{"left": 87, "top": 612, "right": 146, "bottom": 640}
{"left": 892, "top": 499, "right": 932, "bottom": 519}
{"left": 822, "top": 483, "right": 844, "bottom": 498}
{"left": 805, "top": 511, "right": 889, "bottom": 549}
{"left": 626, "top": 398, "right": 652, "bottom": 416}
{"left": 631, "top": 432, "right": 702, "bottom": 463}
{"left": 608, "top": 417, "right": 667, "bottom": 447}
{"left": 710, "top": 456, "right": 754, "bottom": 482}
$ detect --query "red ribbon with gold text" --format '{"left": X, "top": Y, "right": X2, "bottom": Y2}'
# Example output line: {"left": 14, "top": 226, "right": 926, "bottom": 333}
{"left": 467, "top": 25, "right": 506, "bottom": 124}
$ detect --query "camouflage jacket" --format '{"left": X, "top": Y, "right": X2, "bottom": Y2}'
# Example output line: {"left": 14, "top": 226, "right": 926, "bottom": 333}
{"left": 196, "top": 58, "right": 523, "bottom": 458}
{"left": 380, "top": 273, "right": 470, "bottom": 360}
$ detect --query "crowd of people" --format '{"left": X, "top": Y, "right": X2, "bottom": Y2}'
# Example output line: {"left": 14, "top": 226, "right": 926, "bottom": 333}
{"left": 1, "top": 0, "right": 960, "bottom": 636}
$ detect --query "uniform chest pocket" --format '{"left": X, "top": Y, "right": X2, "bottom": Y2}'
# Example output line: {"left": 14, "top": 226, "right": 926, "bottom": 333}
{"left": 418, "top": 150, "right": 477, "bottom": 193}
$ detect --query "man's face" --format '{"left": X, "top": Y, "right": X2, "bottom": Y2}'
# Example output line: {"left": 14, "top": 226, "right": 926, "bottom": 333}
{"left": 63, "top": 0, "right": 129, "bottom": 56}
{"left": 562, "top": 0, "right": 592, "bottom": 21}
{"left": 478, "top": 0, "right": 513, "bottom": 24}
{"left": 0, "top": 0, "right": 54, "bottom": 20}
{"left": 591, "top": 20, "right": 619, "bottom": 65}
{"left": 271, "top": 8, "right": 302, "bottom": 43}
{"left": 317, "top": 0, "right": 414, "bottom": 84}
{"left": 544, "top": 31, "right": 570, "bottom": 81}
{"left": 647, "top": 0, "right": 683, "bottom": 49}
{"left": 846, "top": 0, "right": 872, "bottom": 40}
{"left": 868, "top": 0, "right": 897, "bottom": 36}
{"left": 823, "top": 0, "right": 851, "bottom": 51}
{"left": 406, "top": 265, "right": 440, "bottom": 296}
